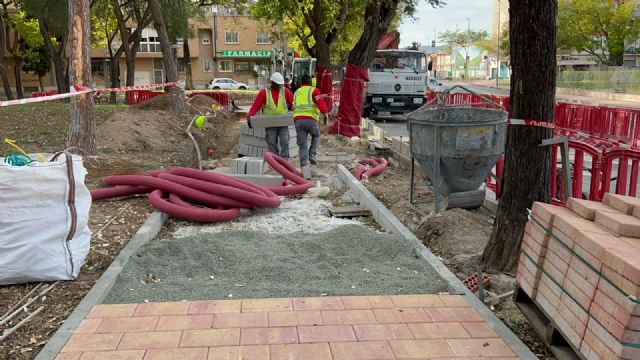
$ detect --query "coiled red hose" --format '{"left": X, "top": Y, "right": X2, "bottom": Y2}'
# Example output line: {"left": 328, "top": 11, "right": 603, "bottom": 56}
{"left": 353, "top": 157, "right": 388, "bottom": 180}
{"left": 91, "top": 153, "right": 313, "bottom": 222}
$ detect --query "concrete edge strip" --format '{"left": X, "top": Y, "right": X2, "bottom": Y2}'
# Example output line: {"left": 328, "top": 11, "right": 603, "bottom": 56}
{"left": 337, "top": 164, "right": 537, "bottom": 360}
{"left": 35, "top": 211, "right": 169, "bottom": 360}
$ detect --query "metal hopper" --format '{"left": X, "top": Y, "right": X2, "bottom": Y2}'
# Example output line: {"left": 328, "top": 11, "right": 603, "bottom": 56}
{"left": 407, "top": 86, "right": 508, "bottom": 212}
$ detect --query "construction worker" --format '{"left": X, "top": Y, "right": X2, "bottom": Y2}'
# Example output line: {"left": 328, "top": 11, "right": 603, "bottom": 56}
{"left": 247, "top": 72, "right": 294, "bottom": 159}
{"left": 293, "top": 74, "right": 329, "bottom": 172}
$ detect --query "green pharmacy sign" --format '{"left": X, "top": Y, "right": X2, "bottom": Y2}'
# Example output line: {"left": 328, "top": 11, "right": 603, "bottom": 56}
{"left": 220, "top": 50, "right": 271, "bottom": 57}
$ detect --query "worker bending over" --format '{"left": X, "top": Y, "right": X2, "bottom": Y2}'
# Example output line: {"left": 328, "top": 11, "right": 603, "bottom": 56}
{"left": 293, "top": 74, "right": 329, "bottom": 172}
{"left": 247, "top": 72, "right": 294, "bottom": 159}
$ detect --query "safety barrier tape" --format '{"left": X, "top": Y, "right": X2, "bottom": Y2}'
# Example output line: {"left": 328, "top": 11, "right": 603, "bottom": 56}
{"left": 2, "top": 82, "right": 179, "bottom": 107}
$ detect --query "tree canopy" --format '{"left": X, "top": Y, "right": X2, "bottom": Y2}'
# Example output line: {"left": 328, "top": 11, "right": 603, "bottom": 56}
{"left": 557, "top": 0, "right": 640, "bottom": 66}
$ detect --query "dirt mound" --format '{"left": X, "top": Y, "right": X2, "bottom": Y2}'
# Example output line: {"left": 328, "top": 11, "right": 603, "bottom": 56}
{"left": 192, "top": 107, "right": 241, "bottom": 159}
{"left": 188, "top": 94, "right": 217, "bottom": 107}
{"left": 133, "top": 94, "right": 175, "bottom": 110}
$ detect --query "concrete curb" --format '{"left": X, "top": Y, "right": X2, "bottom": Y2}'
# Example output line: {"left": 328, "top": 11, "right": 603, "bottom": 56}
{"left": 35, "top": 211, "right": 169, "bottom": 360}
{"left": 337, "top": 164, "right": 537, "bottom": 360}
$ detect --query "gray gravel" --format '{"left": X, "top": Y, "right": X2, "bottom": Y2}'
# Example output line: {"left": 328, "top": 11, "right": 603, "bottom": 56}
{"left": 104, "top": 225, "right": 448, "bottom": 303}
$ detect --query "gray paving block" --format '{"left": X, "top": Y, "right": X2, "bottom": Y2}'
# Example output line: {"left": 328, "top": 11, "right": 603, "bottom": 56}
{"left": 240, "top": 135, "right": 269, "bottom": 148}
{"left": 249, "top": 114, "right": 294, "bottom": 128}
{"left": 228, "top": 173, "right": 284, "bottom": 187}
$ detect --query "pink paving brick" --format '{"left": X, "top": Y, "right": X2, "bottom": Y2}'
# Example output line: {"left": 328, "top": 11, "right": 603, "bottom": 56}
{"left": 340, "top": 295, "right": 394, "bottom": 309}
{"left": 187, "top": 300, "right": 241, "bottom": 314}
{"left": 212, "top": 311, "right": 268, "bottom": 328}
{"left": 86, "top": 304, "right": 137, "bottom": 319}
{"left": 179, "top": 329, "right": 240, "bottom": 347}
{"left": 117, "top": 331, "right": 182, "bottom": 350}
{"left": 269, "top": 343, "right": 331, "bottom": 360}
{"left": 154, "top": 315, "right": 213, "bottom": 331}
{"left": 61, "top": 333, "right": 124, "bottom": 353}
{"left": 133, "top": 302, "right": 189, "bottom": 317}
{"left": 388, "top": 339, "right": 456, "bottom": 358}
{"left": 241, "top": 298, "right": 292, "bottom": 312}
{"left": 447, "top": 338, "right": 515, "bottom": 357}
{"left": 604, "top": 193, "right": 640, "bottom": 214}
{"left": 408, "top": 322, "right": 471, "bottom": 339}
{"left": 142, "top": 347, "right": 208, "bottom": 360}
{"left": 268, "top": 310, "right": 323, "bottom": 327}
{"left": 352, "top": 323, "right": 414, "bottom": 341}
{"left": 390, "top": 294, "right": 445, "bottom": 308}
{"left": 320, "top": 309, "right": 376, "bottom": 324}
{"left": 438, "top": 295, "right": 471, "bottom": 307}
{"left": 531, "top": 202, "right": 575, "bottom": 226}
{"left": 95, "top": 317, "right": 158, "bottom": 333}
{"left": 54, "top": 354, "right": 81, "bottom": 360}
{"left": 521, "top": 236, "right": 545, "bottom": 265}
{"left": 423, "top": 307, "right": 483, "bottom": 322}
{"left": 298, "top": 325, "right": 356, "bottom": 343}
{"left": 372, "top": 308, "right": 431, "bottom": 323}
{"left": 78, "top": 350, "right": 145, "bottom": 360}
{"left": 595, "top": 210, "right": 640, "bottom": 237}
{"left": 75, "top": 318, "right": 102, "bottom": 334}
{"left": 604, "top": 247, "right": 640, "bottom": 286}
{"left": 208, "top": 345, "right": 270, "bottom": 360}
{"left": 461, "top": 322, "right": 498, "bottom": 338}
{"left": 240, "top": 326, "right": 298, "bottom": 345}
{"left": 330, "top": 340, "right": 395, "bottom": 360}
{"left": 566, "top": 197, "right": 619, "bottom": 220}
{"left": 292, "top": 297, "right": 344, "bottom": 311}
{"left": 553, "top": 210, "right": 613, "bottom": 239}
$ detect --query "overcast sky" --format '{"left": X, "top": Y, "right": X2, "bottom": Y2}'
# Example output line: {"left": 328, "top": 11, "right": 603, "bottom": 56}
{"left": 398, "top": 0, "right": 495, "bottom": 47}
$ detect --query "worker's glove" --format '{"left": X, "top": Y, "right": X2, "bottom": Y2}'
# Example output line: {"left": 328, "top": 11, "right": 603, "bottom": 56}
{"left": 322, "top": 113, "right": 329, "bottom": 125}
{"left": 247, "top": 117, "right": 253, "bottom": 129}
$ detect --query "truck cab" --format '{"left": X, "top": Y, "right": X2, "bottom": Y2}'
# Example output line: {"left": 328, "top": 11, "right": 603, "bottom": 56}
{"left": 363, "top": 50, "right": 428, "bottom": 119}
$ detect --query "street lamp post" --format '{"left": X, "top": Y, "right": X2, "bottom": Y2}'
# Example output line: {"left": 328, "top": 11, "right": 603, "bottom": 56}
{"left": 496, "top": 0, "right": 501, "bottom": 87}
{"left": 212, "top": 6, "right": 218, "bottom": 78}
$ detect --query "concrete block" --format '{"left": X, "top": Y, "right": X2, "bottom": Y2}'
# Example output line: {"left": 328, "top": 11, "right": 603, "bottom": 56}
{"left": 604, "top": 193, "right": 640, "bottom": 215}
{"left": 240, "top": 134, "right": 269, "bottom": 148}
{"left": 595, "top": 210, "right": 640, "bottom": 238}
{"left": 230, "top": 157, "right": 248, "bottom": 174}
{"left": 227, "top": 173, "right": 284, "bottom": 187}
{"left": 239, "top": 144, "right": 250, "bottom": 156}
{"left": 249, "top": 114, "right": 294, "bottom": 128}
{"left": 567, "top": 197, "right": 620, "bottom": 220}
{"left": 210, "top": 167, "right": 230, "bottom": 174}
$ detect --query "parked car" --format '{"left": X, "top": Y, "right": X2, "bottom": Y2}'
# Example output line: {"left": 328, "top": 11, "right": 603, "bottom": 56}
{"left": 207, "top": 78, "right": 248, "bottom": 90}
{"left": 427, "top": 78, "right": 446, "bottom": 92}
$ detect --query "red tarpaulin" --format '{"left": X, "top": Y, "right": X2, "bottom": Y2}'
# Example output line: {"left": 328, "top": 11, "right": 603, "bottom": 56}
{"left": 315, "top": 66, "right": 333, "bottom": 113}
{"left": 328, "top": 64, "right": 368, "bottom": 138}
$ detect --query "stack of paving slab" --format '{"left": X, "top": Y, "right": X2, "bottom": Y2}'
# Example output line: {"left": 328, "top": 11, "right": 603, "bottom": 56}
{"left": 238, "top": 124, "right": 298, "bottom": 157}
{"left": 228, "top": 156, "right": 283, "bottom": 187}
{"left": 516, "top": 193, "right": 640, "bottom": 360}
{"left": 391, "top": 137, "right": 411, "bottom": 159}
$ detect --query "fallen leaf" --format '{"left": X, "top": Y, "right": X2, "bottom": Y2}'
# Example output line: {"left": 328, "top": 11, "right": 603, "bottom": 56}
{"left": 228, "top": 294, "right": 233, "bottom": 298}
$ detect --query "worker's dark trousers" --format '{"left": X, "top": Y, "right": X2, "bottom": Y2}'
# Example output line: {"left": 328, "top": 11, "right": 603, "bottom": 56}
{"left": 295, "top": 118, "right": 320, "bottom": 166}
{"left": 265, "top": 126, "right": 290, "bottom": 159}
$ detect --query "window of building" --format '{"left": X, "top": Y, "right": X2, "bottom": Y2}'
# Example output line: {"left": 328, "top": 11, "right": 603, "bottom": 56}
{"left": 235, "top": 61, "right": 250, "bottom": 72}
{"left": 219, "top": 60, "right": 233, "bottom": 72}
{"left": 140, "top": 36, "right": 161, "bottom": 53}
{"left": 203, "top": 60, "right": 212, "bottom": 72}
{"left": 256, "top": 31, "right": 270, "bottom": 44}
{"left": 177, "top": 58, "right": 186, "bottom": 73}
{"left": 225, "top": 31, "right": 239, "bottom": 44}
{"left": 202, "top": 33, "right": 210, "bottom": 45}
{"left": 153, "top": 58, "right": 164, "bottom": 83}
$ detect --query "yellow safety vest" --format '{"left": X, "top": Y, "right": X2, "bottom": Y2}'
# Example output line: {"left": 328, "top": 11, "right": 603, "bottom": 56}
{"left": 293, "top": 86, "right": 320, "bottom": 121}
{"left": 311, "top": 77, "right": 317, "bottom": 87}
{"left": 263, "top": 88, "right": 287, "bottom": 115}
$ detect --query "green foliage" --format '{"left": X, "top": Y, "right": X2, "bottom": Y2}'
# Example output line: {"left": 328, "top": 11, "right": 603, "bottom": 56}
{"left": 21, "top": 0, "right": 68, "bottom": 38}
{"left": 557, "top": 0, "right": 640, "bottom": 66}
{"left": 161, "top": 0, "right": 207, "bottom": 42}
{"left": 439, "top": 29, "right": 489, "bottom": 49}
{"left": 473, "top": 26, "right": 509, "bottom": 56}
{"left": 90, "top": 0, "right": 118, "bottom": 50}
{"left": 23, "top": 45, "right": 52, "bottom": 77}
{"left": 14, "top": 13, "right": 45, "bottom": 48}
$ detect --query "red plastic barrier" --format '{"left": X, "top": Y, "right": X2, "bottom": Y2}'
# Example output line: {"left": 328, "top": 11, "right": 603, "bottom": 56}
{"left": 599, "top": 107, "right": 640, "bottom": 146}
{"left": 188, "top": 91, "right": 230, "bottom": 107}
{"left": 125, "top": 90, "right": 163, "bottom": 105}
{"left": 601, "top": 148, "right": 640, "bottom": 199}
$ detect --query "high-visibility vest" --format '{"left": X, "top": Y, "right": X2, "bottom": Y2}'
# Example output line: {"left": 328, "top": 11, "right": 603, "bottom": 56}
{"left": 263, "top": 88, "right": 287, "bottom": 115}
{"left": 311, "top": 77, "right": 317, "bottom": 87}
{"left": 293, "top": 86, "right": 320, "bottom": 121}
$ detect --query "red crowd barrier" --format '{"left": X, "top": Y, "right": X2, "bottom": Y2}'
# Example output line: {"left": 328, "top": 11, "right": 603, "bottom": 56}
{"left": 125, "top": 90, "right": 163, "bottom": 105}
{"left": 333, "top": 86, "right": 341, "bottom": 103}
{"left": 188, "top": 91, "right": 230, "bottom": 107}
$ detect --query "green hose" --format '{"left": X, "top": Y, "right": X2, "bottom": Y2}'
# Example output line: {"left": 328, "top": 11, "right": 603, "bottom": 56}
{"left": 4, "top": 153, "right": 34, "bottom": 166}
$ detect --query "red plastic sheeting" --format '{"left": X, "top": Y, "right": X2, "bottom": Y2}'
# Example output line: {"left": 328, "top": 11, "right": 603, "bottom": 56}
{"left": 316, "top": 66, "right": 333, "bottom": 112}
{"left": 91, "top": 154, "right": 314, "bottom": 222}
{"left": 353, "top": 158, "right": 388, "bottom": 181}
{"left": 329, "top": 64, "right": 368, "bottom": 138}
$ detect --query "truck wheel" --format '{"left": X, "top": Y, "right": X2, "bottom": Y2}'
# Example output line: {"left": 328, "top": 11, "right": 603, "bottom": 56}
{"left": 362, "top": 106, "right": 371, "bottom": 118}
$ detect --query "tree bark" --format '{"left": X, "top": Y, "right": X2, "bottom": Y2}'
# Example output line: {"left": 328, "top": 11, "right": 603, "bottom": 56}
{"left": 482, "top": 0, "right": 557, "bottom": 273}
{"left": 14, "top": 56, "right": 23, "bottom": 99}
{"left": 38, "top": 17, "right": 69, "bottom": 94}
{"left": 67, "top": 0, "right": 96, "bottom": 155}
{"left": 148, "top": 0, "right": 180, "bottom": 110}
{"left": 38, "top": 75, "right": 44, "bottom": 92}
{"left": 184, "top": 40, "right": 193, "bottom": 90}
{"left": 0, "top": 15, "right": 13, "bottom": 99}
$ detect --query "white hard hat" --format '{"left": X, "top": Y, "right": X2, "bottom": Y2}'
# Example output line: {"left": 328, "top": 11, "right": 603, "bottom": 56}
{"left": 270, "top": 72, "right": 284, "bottom": 85}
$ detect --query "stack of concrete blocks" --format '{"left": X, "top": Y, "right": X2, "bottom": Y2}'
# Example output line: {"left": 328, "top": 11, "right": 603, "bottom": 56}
{"left": 516, "top": 194, "right": 640, "bottom": 359}
{"left": 228, "top": 156, "right": 283, "bottom": 187}
{"left": 238, "top": 123, "right": 298, "bottom": 158}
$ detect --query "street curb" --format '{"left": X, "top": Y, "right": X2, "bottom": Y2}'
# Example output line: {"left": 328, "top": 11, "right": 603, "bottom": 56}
{"left": 337, "top": 164, "right": 537, "bottom": 360}
{"left": 35, "top": 211, "right": 169, "bottom": 360}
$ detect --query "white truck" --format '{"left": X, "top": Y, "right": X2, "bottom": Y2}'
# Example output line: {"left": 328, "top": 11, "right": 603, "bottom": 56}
{"left": 363, "top": 49, "right": 428, "bottom": 119}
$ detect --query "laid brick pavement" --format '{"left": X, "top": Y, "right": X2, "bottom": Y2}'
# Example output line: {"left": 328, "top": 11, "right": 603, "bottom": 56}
{"left": 55, "top": 295, "right": 519, "bottom": 359}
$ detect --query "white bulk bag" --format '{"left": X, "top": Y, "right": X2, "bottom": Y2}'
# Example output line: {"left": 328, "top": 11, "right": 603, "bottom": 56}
{"left": 0, "top": 152, "right": 91, "bottom": 285}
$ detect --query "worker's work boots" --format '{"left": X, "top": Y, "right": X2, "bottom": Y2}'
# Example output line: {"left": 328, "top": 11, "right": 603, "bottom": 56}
{"left": 309, "top": 155, "right": 318, "bottom": 165}
{"left": 301, "top": 165, "right": 312, "bottom": 180}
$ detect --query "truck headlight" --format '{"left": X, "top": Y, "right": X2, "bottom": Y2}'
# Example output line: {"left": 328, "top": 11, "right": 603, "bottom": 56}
{"left": 413, "top": 98, "right": 423, "bottom": 104}
{"left": 372, "top": 97, "right": 383, "bottom": 103}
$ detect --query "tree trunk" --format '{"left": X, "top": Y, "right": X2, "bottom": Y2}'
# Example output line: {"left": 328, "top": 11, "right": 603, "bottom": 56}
{"left": 38, "top": 75, "right": 44, "bottom": 92}
{"left": 67, "top": 0, "right": 96, "bottom": 154}
{"left": 184, "top": 40, "right": 193, "bottom": 90}
{"left": 14, "top": 56, "right": 23, "bottom": 99}
{"left": 482, "top": 0, "right": 557, "bottom": 273}
{"left": 148, "top": 0, "right": 180, "bottom": 111}
{"left": 109, "top": 59, "right": 119, "bottom": 103}
{"left": 39, "top": 17, "right": 69, "bottom": 94}
{"left": 0, "top": 15, "right": 13, "bottom": 100}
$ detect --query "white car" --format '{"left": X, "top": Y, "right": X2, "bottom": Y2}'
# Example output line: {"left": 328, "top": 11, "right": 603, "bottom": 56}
{"left": 427, "top": 78, "right": 447, "bottom": 92}
{"left": 207, "top": 78, "right": 248, "bottom": 90}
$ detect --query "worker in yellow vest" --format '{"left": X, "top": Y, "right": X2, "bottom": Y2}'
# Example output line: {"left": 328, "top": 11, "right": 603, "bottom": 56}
{"left": 293, "top": 74, "right": 329, "bottom": 174}
{"left": 247, "top": 72, "right": 294, "bottom": 158}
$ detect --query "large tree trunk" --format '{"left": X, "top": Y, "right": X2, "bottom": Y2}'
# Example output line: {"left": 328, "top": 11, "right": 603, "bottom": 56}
{"left": 67, "top": 0, "right": 96, "bottom": 154}
{"left": 38, "top": 75, "right": 45, "bottom": 92}
{"left": 39, "top": 17, "right": 69, "bottom": 94}
{"left": 482, "top": 0, "right": 557, "bottom": 273}
{"left": 14, "top": 56, "right": 23, "bottom": 99}
{"left": 109, "top": 59, "right": 120, "bottom": 103}
{"left": 148, "top": 0, "right": 180, "bottom": 110}
{"left": 184, "top": 40, "right": 193, "bottom": 90}
{"left": 0, "top": 15, "right": 13, "bottom": 100}
{"left": 330, "top": 0, "right": 399, "bottom": 137}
